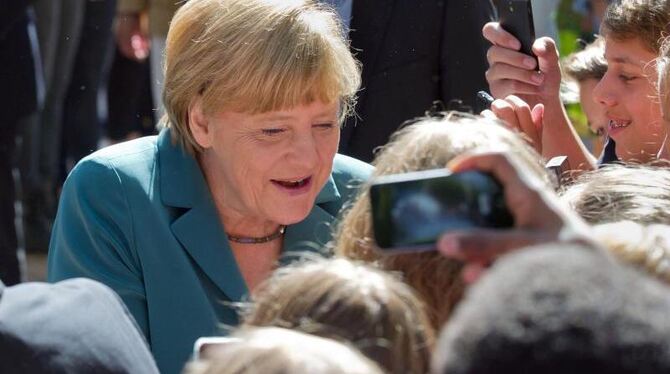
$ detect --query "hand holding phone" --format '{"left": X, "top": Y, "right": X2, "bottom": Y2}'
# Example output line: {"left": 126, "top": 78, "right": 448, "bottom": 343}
{"left": 369, "top": 169, "right": 514, "bottom": 252}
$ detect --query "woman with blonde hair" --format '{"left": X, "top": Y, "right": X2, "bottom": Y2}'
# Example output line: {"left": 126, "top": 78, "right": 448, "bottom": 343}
{"left": 243, "top": 257, "right": 435, "bottom": 374}
{"left": 48, "top": 1, "right": 369, "bottom": 372}
{"left": 334, "top": 112, "right": 552, "bottom": 328}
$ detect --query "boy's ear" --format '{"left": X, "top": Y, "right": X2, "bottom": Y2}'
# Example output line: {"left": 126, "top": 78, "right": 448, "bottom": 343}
{"left": 188, "top": 98, "right": 213, "bottom": 149}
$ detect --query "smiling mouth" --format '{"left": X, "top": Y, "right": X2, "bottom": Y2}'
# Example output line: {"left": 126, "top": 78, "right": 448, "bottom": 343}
{"left": 608, "top": 119, "right": 631, "bottom": 131}
{"left": 271, "top": 177, "right": 312, "bottom": 189}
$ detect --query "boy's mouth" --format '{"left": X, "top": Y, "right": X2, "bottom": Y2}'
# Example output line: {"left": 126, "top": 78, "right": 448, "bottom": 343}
{"left": 608, "top": 119, "right": 631, "bottom": 129}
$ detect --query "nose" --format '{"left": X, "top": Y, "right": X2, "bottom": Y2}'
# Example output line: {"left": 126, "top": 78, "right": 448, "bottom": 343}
{"left": 286, "top": 132, "right": 318, "bottom": 169}
{"left": 592, "top": 73, "right": 616, "bottom": 108}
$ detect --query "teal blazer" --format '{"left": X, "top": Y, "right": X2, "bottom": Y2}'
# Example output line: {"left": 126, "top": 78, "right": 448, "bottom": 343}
{"left": 47, "top": 129, "right": 373, "bottom": 374}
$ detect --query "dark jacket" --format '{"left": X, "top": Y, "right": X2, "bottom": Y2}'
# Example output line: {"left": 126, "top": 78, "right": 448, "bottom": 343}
{"left": 341, "top": 0, "right": 495, "bottom": 162}
{"left": 0, "top": 0, "right": 43, "bottom": 123}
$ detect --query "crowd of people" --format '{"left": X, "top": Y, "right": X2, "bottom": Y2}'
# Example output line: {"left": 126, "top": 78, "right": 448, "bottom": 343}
{"left": 4, "top": 0, "right": 670, "bottom": 373}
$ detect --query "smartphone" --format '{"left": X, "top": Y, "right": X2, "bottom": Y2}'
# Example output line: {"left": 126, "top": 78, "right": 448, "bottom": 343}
{"left": 369, "top": 169, "right": 514, "bottom": 252}
{"left": 496, "top": 0, "right": 536, "bottom": 56}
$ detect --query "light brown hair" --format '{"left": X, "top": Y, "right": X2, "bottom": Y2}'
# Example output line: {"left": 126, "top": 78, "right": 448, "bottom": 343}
{"left": 334, "top": 112, "right": 551, "bottom": 329}
{"left": 563, "top": 37, "right": 607, "bottom": 82}
{"left": 243, "top": 258, "right": 435, "bottom": 374}
{"left": 600, "top": 0, "right": 670, "bottom": 53}
{"left": 185, "top": 327, "right": 383, "bottom": 374}
{"left": 560, "top": 164, "right": 670, "bottom": 225}
{"left": 163, "top": 0, "right": 360, "bottom": 153}
{"left": 594, "top": 221, "right": 670, "bottom": 285}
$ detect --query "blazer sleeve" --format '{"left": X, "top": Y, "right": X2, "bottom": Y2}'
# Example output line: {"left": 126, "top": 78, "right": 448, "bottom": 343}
{"left": 47, "top": 157, "right": 150, "bottom": 339}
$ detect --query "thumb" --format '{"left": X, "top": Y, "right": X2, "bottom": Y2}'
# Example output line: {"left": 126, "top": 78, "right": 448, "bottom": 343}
{"left": 438, "top": 229, "right": 550, "bottom": 263}
{"left": 532, "top": 37, "right": 560, "bottom": 75}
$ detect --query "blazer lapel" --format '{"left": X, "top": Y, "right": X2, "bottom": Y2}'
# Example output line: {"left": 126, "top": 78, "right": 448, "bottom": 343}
{"left": 341, "top": 0, "right": 396, "bottom": 152}
{"left": 158, "top": 130, "right": 248, "bottom": 302}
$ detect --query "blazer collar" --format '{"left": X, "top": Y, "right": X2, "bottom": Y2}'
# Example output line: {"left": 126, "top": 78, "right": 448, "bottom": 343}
{"left": 157, "top": 128, "right": 341, "bottom": 300}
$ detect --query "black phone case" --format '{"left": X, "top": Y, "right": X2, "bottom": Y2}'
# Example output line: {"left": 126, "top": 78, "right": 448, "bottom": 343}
{"left": 497, "top": 0, "right": 536, "bottom": 56}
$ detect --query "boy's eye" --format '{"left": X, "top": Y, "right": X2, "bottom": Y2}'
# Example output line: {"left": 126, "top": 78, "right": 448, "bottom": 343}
{"left": 619, "top": 74, "right": 637, "bottom": 83}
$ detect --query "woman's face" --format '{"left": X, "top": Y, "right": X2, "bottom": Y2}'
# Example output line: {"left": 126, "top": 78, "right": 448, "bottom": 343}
{"left": 198, "top": 100, "right": 340, "bottom": 225}
{"left": 592, "top": 36, "right": 666, "bottom": 162}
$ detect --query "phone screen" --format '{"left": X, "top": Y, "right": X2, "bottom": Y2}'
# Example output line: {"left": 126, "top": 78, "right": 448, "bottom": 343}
{"left": 370, "top": 169, "right": 513, "bottom": 251}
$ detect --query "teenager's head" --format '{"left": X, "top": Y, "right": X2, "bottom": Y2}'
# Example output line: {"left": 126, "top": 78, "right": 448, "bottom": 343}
{"left": 334, "top": 113, "right": 551, "bottom": 329}
{"left": 242, "top": 258, "right": 435, "bottom": 374}
{"left": 563, "top": 37, "right": 609, "bottom": 139}
{"left": 592, "top": 0, "right": 670, "bottom": 162}
{"left": 432, "top": 243, "right": 670, "bottom": 374}
{"left": 560, "top": 164, "right": 670, "bottom": 225}
{"left": 186, "top": 327, "right": 383, "bottom": 374}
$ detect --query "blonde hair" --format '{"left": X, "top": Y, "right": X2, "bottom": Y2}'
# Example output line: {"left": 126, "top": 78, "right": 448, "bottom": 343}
{"left": 163, "top": 0, "right": 360, "bottom": 153}
{"left": 600, "top": 0, "right": 670, "bottom": 53}
{"left": 594, "top": 221, "right": 670, "bottom": 284}
{"left": 560, "top": 164, "right": 670, "bottom": 225}
{"left": 243, "top": 258, "right": 434, "bottom": 374}
{"left": 334, "top": 112, "right": 551, "bottom": 328}
{"left": 185, "top": 327, "right": 383, "bottom": 374}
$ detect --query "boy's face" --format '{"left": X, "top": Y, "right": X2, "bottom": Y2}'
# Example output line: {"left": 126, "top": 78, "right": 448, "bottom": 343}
{"left": 593, "top": 36, "right": 666, "bottom": 162}
{"left": 578, "top": 78, "right": 608, "bottom": 140}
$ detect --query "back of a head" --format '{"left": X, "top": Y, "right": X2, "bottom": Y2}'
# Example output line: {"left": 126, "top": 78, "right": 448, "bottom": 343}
{"left": 563, "top": 37, "right": 607, "bottom": 83}
{"left": 600, "top": 0, "right": 670, "bottom": 53}
{"left": 594, "top": 221, "right": 670, "bottom": 284}
{"left": 334, "top": 112, "right": 551, "bottom": 328}
{"left": 186, "top": 327, "right": 383, "bottom": 374}
{"left": 433, "top": 243, "right": 670, "bottom": 374}
{"left": 243, "top": 258, "right": 434, "bottom": 374}
{"left": 560, "top": 164, "right": 670, "bottom": 225}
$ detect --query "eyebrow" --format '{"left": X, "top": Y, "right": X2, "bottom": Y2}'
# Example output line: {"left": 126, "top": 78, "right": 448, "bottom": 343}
{"left": 607, "top": 55, "right": 643, "bottom": 67}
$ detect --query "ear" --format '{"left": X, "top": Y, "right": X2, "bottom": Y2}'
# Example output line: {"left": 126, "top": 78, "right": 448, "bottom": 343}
{"left": 188, "top": 98, "right": 213, "bottom": 149}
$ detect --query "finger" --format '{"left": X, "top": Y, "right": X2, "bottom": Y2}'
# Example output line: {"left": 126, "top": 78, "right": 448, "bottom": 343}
{"left": 486, "top": 45, "right": 538, "bottom": 70}
{"left": 531, "top": 103, "right": 545, "bottom": 134}
{"left": 532, "top": 37, "right": 561, "bottom": 75}
{"left": 486, "top": 62, "right": 544, "bottom": 87}
{"left": 462, "top": 263, "right": 486, "bottom": 285}
{"left": 490, "top": 99, "right": 519, "bottom": 131}
{"left": 438, "top": 229, "right": 550, "bottom": 263}
{"left": 482, "top": 22, "right": 521, "bottom": 50}
{"left": 505, "top": 95, "right": 540, "bottom": 150}
{"left": 489, "top": 79, "right": 542, "bottom": 98}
